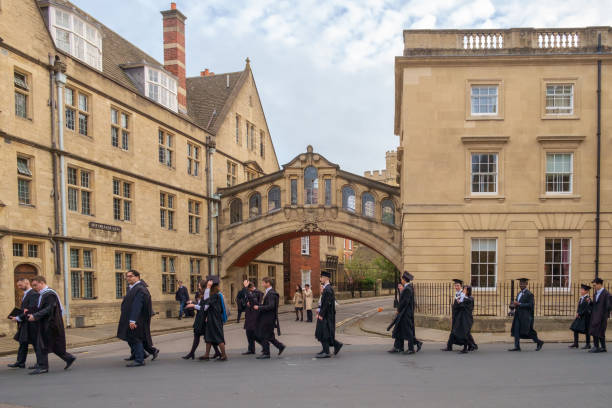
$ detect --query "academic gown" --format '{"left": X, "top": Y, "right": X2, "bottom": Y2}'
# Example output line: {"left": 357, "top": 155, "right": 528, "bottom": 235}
{"left": 192, "top": 297, "right": 208, "bottom": 336}
{"left": 589, "top": 289, "right": 611, "bottom": 338}
{"left": 32, "top": 290, "right": 67, "bottom": 353}
{"left": 570, "top": 296, "right": 592, "bottom": 334}
{"left": 117, "top": 282, "right": 153, "bottom": 345}
{"left": 451, "top": 297, "right": 474, "bottom": 346}
{"left": 511, "top": 289, "right": 538, "bottom": 339}
{"left": 255, "top": 289, "right": 280, "bottom": 339}
{"left": 14, "top": 290, "right": 39, "bottom": 344}
{"left": 390, "top": 284, "right": 415, "bottom": 342}
{"left": 204, "top": 293, "right": 225, "bottom": 345}
{"left": 315, "top": 284, "right": 337, "bottom": 345}
{"left": 244, "top": 290, "right": 262, "bottom": 332}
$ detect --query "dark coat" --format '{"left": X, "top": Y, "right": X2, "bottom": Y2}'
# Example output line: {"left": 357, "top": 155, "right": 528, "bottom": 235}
{"left": 256, "top": 288, "right": 280, "bottom": 339}
{"left": 204, "top": 293, "right": 225, "bottom": 344}
{"left": 32, "top": 289, "right": 66, "bottom": 353}
{"left": 13, "top": 289, "right": 39, "bottom": 344}
{"left": 570, "top": 295, "right": 592, "bottom": 334}
{"left": 390, "top": 284, "right": 415, "bottom": 341}
{"left": 451, "top": 297, "right": 474, "bottom": 345}
{"left": 236, "top": 287, "right": 249, "bottom": 312}
{"left": 511, "top": 289, "right": 538, "bottom": 339}
{"left": 315, "top": 284, "right": 337, "bottom": 344}
{"left": 175, "top": 286, "right": 189, "bottom": 302}
{"left": 192, "top": 296, "right": 208, "bottom": 336}
{"left": 117, "top": 281, "right": 153, "bottom": 345}
{"left": 589, "top": 288, "right": 610, "bottom": 338}
{"left": 244, "top": 289, "right": 262, "bottom": 332}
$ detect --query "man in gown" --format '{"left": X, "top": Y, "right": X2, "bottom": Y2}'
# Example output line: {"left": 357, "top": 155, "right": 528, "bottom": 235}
{"left": 8, "top": 278, "right": 39, "bottom": 369}
{"left": 589, "top": 278, "right": 610, "bottom": 353}
{"left": 388, "top": 271, "right": 422, "bottom": 354}
{"left": 508, "top": 278, "right": 544, "bottom": 352}
{"left": 254, "top": 277, "right": 285, "bottom": 359}
{"left": 315, "top": 271, "right": 343, "bottom": 358}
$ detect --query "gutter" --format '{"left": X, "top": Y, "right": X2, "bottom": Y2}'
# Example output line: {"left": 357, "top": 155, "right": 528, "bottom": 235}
{"left": 595, "top": 33, "right": 602, "bottom": 279}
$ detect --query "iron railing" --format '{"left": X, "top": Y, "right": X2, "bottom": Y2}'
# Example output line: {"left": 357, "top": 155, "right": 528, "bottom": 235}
{"left": 412, "top": 281, "right": 612, "bottom": 317}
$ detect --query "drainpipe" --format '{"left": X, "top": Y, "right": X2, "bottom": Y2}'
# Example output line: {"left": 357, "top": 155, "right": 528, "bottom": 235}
{"left": 55, "top": 67, "right": 71, "bottom": 326}
{"left": 49, "top": 55, "right": 61, "bottom": 275}
{"left": 595, "top": 33, "right": 602, "bottom": 279}
{"left": 206, "top": 136, "right": 216, "bottom": 276}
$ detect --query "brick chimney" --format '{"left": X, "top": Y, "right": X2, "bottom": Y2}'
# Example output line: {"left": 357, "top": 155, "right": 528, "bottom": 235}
{"left": 200, "top": 69, "right": 215, "bottom": 77}
{"left": 161, "top": 2, "right": 187, "bottom": 113}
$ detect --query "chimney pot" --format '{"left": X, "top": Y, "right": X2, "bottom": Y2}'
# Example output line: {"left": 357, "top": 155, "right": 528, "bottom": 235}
{"left": 162, "top": 3, "right": 187, "bottom": 112}
{"left": 171, "top": 2, "right": 176, "bottom": 10}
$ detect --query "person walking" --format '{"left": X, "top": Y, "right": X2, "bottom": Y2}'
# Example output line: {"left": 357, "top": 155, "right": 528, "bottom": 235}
{"left": 293, "top": 284, "right": 304, "bottom": 321}
{"left": 387, "top": 271, "right": 421, "bottom": 354}
{"left": 27, "top": 276, "right": 76, "bottom": 375}
{"left": 441, "top": 279, "right": 464, "bottom": 351}
{"left": 254, "top": 277, "right": 285, "bottom": 359}
{"left": 117, "top": 270, "right": 153, "bottom": 367}
{"left": 304, "top": 284, "right": 314, "bottom": 322}
{"left": 242, "top": 282, "right": 262, "bottom": 355}
{"left": 589, "top": 278, "right": 610, "bottom": 353}
{"left": 235, "top": 280, "right": 249, "bottom": 323}
{"left": 451, "top": 286, "right": 475, "bottom": 354}
{"left": 569, "top": 284, "right": 592, "bottom": 350}
{"left": 200, "top": 276, "right": 228, "bottom": 361}
{"left": 8, "top": 278, "right": 39, "bottom": 369}
{"left": 182, "top": 280, "right": 220, "bottom": 360}
{"left": 508, "top": 278, "right": 544, "bottom": 352}
{"left": 315, "top": 271, "right": 343, "bottom": 358}
{"left": 175, "top": 281, "right": 189, "bottom": 320}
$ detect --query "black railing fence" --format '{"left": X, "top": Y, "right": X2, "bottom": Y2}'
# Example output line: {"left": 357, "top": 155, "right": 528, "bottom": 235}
{"left": 412, "top": 281, "right": 612, "bottom": 317}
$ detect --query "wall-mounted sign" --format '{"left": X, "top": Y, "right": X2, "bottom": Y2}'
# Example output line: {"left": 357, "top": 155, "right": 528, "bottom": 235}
{"left": 88, "top": 222, "right": 121, "bottom": 233}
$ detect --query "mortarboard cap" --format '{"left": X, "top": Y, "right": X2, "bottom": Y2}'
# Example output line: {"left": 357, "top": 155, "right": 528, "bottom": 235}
{"left": 402, "top": 271, "right": 414, "bottom": 282}
{"left": 452, "top": 279, "right": 463, "bottom": 285}
{"left": 581, "top": 284, "right": 592, "bottom": 291}
{"left": 518, "top": 278, "right": 529, "bottom": 283}
{"left": 321, "top": 270, "right": 332, "bottom": 278}
{"left": 206, "top": 275, "right": 220, "bottom": 284}
{"left": 592, "top": 278, "right": 604, "bottom": 285}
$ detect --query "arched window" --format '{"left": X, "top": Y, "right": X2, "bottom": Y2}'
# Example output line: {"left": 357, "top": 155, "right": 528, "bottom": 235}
{"left": 230, "top": 199, "right": 242, "bottom": 224}
{"left": 249, "top": 193, "right": 261, "bottom": 218}
{"left": 342, "top": 186, "right": 355, "bottom": 212}
{"left": 362, "top": 193, "right": 375, "bottom": 218}
{"left": 268, "top": 186, "right": 281, "bottom": 212}
{"left": 304, "top": 166, "right": 318, "bottom": 205}
{"left": 381, "top": 199, "right": 395, "bottom": 225}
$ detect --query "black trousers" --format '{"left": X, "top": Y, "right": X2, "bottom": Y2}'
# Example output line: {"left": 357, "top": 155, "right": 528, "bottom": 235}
{"left": 593, "top": 335, "right": 607, "bottom": 350}
{"left": 321, "top": 339, "right": 343, "bottom": 355}
{"left": 306, "top": 310, "right": 313, "bottom": 322}
{"left": 573, "top": 331, "right": 591, "bottom": 346}
{"left": 35, "top": 342, "right": 74, "bottom": 370}
{"left": 513, "top": 324, "right": 541, "bottom": 348}
{"left": 236, "top": 309, "right": 243, "bottom": 323}
{"left": 16, "top": 342, "right": 36, "bottom": 365}
{"left": 246, "top": 329, "right": 257, "bottom": 353}
{"left": 258, "top": 332, "right": 283, "bottom": 355}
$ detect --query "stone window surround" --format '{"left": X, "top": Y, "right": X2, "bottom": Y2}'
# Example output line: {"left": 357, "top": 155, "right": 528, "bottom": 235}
{"left": 541, "top": 78, "right": 580, "bottom": 120}
{"left": 462, "top": 136, "right": 508, "bottom": 202}
{"left": 465, "top": 79, "right": 504, "bottom": 121}
{"left": 537, "top": 136, "right": 584, "bottom": 201}
{"left": 463, "top": 231, "right": 506, "bottom": 291}
{"left": 537, "top": 231, "right": 579, "bottom": 291}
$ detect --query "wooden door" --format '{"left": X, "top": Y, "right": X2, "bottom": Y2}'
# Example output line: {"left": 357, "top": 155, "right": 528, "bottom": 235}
{"left": 14, "top": 264, "right": 37, "bottom": 307}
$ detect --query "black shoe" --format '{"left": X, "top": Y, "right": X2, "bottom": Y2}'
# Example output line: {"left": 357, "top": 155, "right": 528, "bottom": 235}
{"left": 143, "top": 352, "right": 150, "bottom": 360}
{"left": 124, "top": 356, "right": 135, "bottom": 361}
{"left": 334, "top": 343, "right": 343, "bottom": 355}
{"left": 403, "top": 350, "right": 416, "bottom": 355}
{"left": 387, "top": 348, "right": 403, "bottom": 354}
{"left": 182, "top": 354, "right": 195, "bottom": 360}
{"left": 178, "top": 317, "right": 182, "bottom": 320}
{"left": 126, "top": 362, "right": 145, "bottom": 367}
{"left": 508, "top": 348, "right": 521, "bottom": 352}
{"left": 278, "top": 344, "right": 286, "bottom": 356}
{"left": 416, "top": 341, "right": 423, "bottom": 352}
{"left": 440, "top": 347, "right": 452, "bottom": 351}
{"left": 151, "top": 349, "right": 159, "bottom": 361}
{"left": 242, "top": 351, "right": 255, "bottom": 355}
{"left": 64, "top": 356, "right": 76, "bottom": 370}
{"left": 472, "top": 344, "right": 478, "bottom": 351}
{"left": 459, "top": 349, "right": 468, "bottom": 354}
{"left": 536, "top": 341, "right": 544, "bottom": 351}
{"left": 581, "top": 344, "right": 591, "bottom": 350}
{"left": 8, "top": 363, "right": 25, "bottom": 368}
{"left": 256, "top": 354, "right": 270, "bottom": 360}
{"left": 568, "top": 343, "right": 578, "bottom": 348}
{"left": 28, "top": 365, "right": 38, "bottom": 370}
{"left": 588, "top": 346, "right": 600, "bottom": 353}
{"left": 315, "top": 352, "right": 331, "bottom": 359}
{"left": 29, "top": 368, "right": 48, "bottom": 375}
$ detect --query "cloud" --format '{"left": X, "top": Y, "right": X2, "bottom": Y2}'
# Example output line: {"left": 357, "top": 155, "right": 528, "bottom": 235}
{"left": 71, "top": 0, "right": 612, "bottom": 174}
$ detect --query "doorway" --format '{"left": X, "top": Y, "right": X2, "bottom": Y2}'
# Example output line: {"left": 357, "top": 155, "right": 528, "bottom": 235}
{"left": 14, "top": 264, "right": 37, "bottom": 307}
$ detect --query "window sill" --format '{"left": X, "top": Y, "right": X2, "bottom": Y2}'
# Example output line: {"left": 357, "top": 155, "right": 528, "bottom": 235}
{"left": 465, "top": 195, "right": 505, "bottom": 202}
{"left": 543, "top": 287, "right": 572, "bottom": 294}
{"left": 466, "top": 115, "right": 504, "bottom": 121}
{"left": 539, "top": 194, "right": 581, "bottom": 201}
{"left": 267, "top": 208, "right": 282, "bottom": 215}
{"left": 541, "top": 114, "right": 579, "bottom": 120}
{"left": 158, "top": 163, "right": 176, "bottom": 171}
{"left": 18, "top": 204, "right": 36, "bottom": 209}
{"left": 472, "top": 287, "right": 498, "bottom": 292}
{"left": 15, "top": 116, "right": 33, "bottom": 123}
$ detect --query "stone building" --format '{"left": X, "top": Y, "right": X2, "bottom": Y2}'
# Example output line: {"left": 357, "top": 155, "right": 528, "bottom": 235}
{"left": 0, "top": 0, "right": 282, "bottom": 335}
{"left": 395, "top": 28, "right": 612, "bottom": 287}
{"left": 364, "top": 150, "right": 399, "bottom": 186}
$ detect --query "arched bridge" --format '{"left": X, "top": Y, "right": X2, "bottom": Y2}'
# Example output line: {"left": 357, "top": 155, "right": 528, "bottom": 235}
{"left": 217, "top": 146, "right": 401, "bottom": 282}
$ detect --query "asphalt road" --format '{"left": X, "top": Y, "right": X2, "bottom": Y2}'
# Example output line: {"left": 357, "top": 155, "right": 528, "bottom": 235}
{"left": 1, "top": 297, "right": 611, "bottom": 408}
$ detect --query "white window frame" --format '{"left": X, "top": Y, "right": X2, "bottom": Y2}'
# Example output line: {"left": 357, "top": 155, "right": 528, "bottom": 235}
{"left": 145, "top": 66, "right": 178, "bottom": 112}
{"left": 301, "top": 236, "right": 310, "bottom": 256}
{"left": 470, "top": 85, "right": 498, "bottom": 116}
{"left": 545, "top": 84, "right": 574, "bottom": 115}
{"left": 470, "top": 152, "right": 498, "bottom": 195}
{"left": 301, "top": 270, "right": 311, "bottom": 288}
{"left": 470, "top": 238, "right": 497, "bottom": 289}
{"left": 545, "top": 153, "right": 573, "bottom": 194}
{"left": 544, "top": 238, "right": 572, "bottom": 290}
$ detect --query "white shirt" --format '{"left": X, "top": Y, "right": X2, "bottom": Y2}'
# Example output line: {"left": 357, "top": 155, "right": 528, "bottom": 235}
{"left": 457, "top": 292, "right": 466, "bottom": 303}
{"left": 579, "top": 294, "right": 588, "bottom": 303}
{"left": 194, "top": 288, "right": 211, "bottom": 311}
{"left": 128, "top": 280, "right": 142, "bottom": 290}
{"left": 517, "top": 290, "right": 525, "bottom": 302}
{"left": 15, "top": 288, "right": 34, "bottom": 322}
{"left": 595, "top": 287, "right": 604, "bottom": 302}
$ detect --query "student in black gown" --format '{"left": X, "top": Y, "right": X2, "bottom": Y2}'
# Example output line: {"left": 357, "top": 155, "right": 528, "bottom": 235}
{"left": 254, "top": 277, "right": 285, "bottom": 359}
{"left": 242, "top": 282, "right": 262, "bottom": 355}
{"left": 183, "top": 279, "right": 220, "bottom": 360}
{"left": 388, "top": 271, "right": 422, "bottom": 354}
{"left": 508, "top": 278, "right": 544, "bottom": 352}
{"left": 315, "top": 271, "right": 343, "bottom": 358}
{"left": 8, "top": 278, "right": 39, "bottom": 369}
{"left": 441, "top": 279, "right": 465, "bottom": 351}
{"left": 451, "top": 285, "right": 476, "bottom": 354}
{"left": 200, "top": 277, "right": 227, "bottom": 361}
{"left": 28, "top": 276, "right": 76, "bottom": 375}
{"left": 589, "top": 278, "right": 610, "bottom": 353}
{"left": 569, "top": 284, "right": 592, "bottom": 349}
{"left": 123, "top": 279, "right": 159, "bottom": 363}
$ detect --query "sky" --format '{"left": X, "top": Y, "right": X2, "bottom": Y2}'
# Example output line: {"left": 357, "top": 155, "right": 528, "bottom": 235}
{"left": 71, "top": 0, "right": 612, "bottom": 174}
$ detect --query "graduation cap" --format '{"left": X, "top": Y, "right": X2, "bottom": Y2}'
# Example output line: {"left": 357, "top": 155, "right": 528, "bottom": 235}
{"left": 402, "top": 271, "right": 414, "bottom": 282}
{"left": 581, "top": 284, "right": 592, "bottom": 291}
{"left": 321, "top": 270, "right": 332, "bottom": 278}
{"left": 452, "top": 279, "right": 463, "bottom": 285}
{"left": 206, "top": 275, "right": 220, "bottom": 285}
{"left": 592, "top": 278, "right": 604, "bottom": 285}
{"left": 518, "top": 278, "right": 529, "bottom": 283}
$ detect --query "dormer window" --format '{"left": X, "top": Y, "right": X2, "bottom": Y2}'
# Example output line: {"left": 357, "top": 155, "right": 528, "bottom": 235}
{"left": 48, "top": 6, "right": 103, "bottom": 71}
{"left": 145, "top": 66, "right": 178, "bottom": 112}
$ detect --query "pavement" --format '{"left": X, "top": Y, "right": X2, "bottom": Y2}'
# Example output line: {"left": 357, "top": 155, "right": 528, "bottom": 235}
{"left": 1, "top": 297, "right": 611, "bottom": 408}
